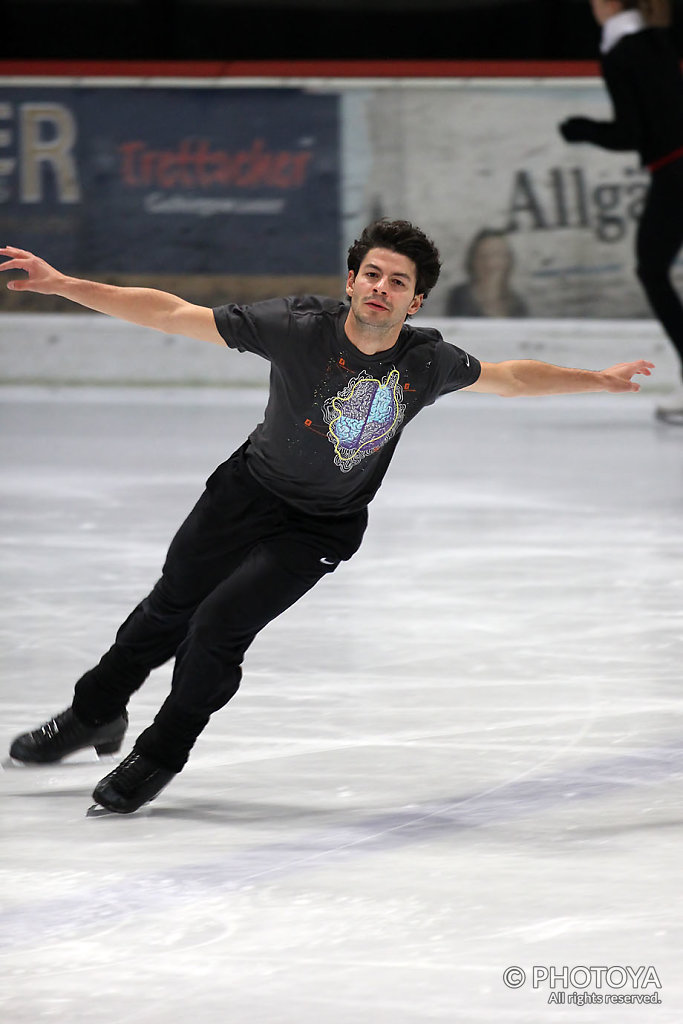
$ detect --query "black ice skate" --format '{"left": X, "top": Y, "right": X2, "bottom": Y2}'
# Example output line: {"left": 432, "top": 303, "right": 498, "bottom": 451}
{"left": 90, "top": 751, "right": 176, "bottom": 814}
{"left": 9, "top": 707, "right": 128, "bottom": 764}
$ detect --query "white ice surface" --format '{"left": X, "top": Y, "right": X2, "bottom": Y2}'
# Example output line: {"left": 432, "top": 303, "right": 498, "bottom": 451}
{"left": 1, "top": 382, "right": 682, "bottom": 1023}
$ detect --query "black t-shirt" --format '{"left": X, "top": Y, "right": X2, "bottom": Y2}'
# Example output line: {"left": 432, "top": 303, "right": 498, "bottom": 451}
{"left": 213, "top": 295, "right": 481, "bottom": 515}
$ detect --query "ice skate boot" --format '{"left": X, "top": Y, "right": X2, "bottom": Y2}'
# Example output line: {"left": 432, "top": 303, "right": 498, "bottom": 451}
{"left": 9, "top": 707, "right": 128, "bottom": 764}
{"left": 655, "top": 385, "right": 683, "bottom": 424}
{"left": 90, "top": 751, "right": 176, "bottom": 814}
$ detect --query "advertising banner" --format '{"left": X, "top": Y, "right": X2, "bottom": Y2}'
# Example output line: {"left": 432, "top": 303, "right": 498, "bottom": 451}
{"left": 2, "top": 76, "right": 680, "bottom": 320}
{"left": 0, "top": 85, "right": 341, "bottom": 308}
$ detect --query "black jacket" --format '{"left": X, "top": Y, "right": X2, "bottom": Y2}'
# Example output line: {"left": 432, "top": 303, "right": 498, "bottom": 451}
{"left": 562, "top": 28, "right": 683, "bottom": 167}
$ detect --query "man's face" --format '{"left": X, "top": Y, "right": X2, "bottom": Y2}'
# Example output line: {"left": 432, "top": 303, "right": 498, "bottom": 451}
{"left": 346, "top": 247, "right": 423, "bottom": 331}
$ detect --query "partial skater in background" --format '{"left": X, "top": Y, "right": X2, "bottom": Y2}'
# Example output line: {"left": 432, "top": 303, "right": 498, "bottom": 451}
{"left": 560, "top": 0, "right": 683, "bottom": 424}
{"left": 445, "top": 228, "right": 529, "bottom": 319}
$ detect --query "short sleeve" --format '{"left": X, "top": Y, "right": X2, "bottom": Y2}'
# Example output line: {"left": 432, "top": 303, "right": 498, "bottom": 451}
{"left": 212, "top": 297, "right": 292, "bottom": 360}
{"left": 436, "top": 341, "right": 481, "bottom": 397}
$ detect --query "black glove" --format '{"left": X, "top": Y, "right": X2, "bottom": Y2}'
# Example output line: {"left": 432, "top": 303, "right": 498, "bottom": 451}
{"left": 559, "top": 117, "right": 595, "bottom": 143}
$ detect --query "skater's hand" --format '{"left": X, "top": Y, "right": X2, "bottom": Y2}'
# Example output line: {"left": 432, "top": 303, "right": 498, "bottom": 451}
{"left": 559, "top": 117, "right": 594, "bottom": 143}
{"left": 0, "top": 246, "right": 65, "bottom": 294}
{"left": 600, "top": 360, "right": 655, "bottom": 393}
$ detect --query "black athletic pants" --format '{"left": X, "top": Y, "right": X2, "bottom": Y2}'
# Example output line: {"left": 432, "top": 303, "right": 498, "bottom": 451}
{"left": 72, "top": 442, "right": 368, "bottom": 772}
{"left": 636, "top": 160, "right": 683, "bottom": 381}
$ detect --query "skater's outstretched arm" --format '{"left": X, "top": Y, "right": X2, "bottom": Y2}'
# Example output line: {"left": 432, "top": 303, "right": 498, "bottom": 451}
{"left": 464, "top": 358, "right": 654, "bottom": 397}
{"left": 0, "top": 246, "right": 223, "bottom": 345}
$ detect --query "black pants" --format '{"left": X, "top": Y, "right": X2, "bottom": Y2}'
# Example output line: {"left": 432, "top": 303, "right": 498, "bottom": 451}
{"left": 72, "top": 442, "right": 368, "bottom": 771}
{"left": 636, "top": 160, "right": 683, "bottom": 381}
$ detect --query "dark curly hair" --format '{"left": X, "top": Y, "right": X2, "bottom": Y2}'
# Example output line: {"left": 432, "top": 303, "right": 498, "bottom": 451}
{"left": 347, "top": 219, "right": 442, "bottom": 299}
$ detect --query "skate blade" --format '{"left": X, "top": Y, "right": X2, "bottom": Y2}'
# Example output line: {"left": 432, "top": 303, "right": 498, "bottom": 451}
{"left": 86, "top": 801, "right": 151, "bottom": 817}
{"left": 86, "top": 803, "right": 114, "bottom": 817}
{"left": 1, "top": 756, "right": 61, "bottom": 770}
{"left": 655, "top": 410, "right": 683, "bottom": 425}
{"left": 3, "top": 749, "right": 114, "bottom": 769}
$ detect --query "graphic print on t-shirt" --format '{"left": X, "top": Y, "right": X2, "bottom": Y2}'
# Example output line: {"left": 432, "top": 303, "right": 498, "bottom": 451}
{"left": 322, "top": 368, "right": 406, "bottom": 473}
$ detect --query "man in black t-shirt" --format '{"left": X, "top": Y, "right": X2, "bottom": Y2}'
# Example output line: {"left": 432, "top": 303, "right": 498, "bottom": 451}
{"left": 0, "top": 220, "right": 654, "bottom": 814}
{"left": 560, "top": 0, "right": 683, "bottom": 423}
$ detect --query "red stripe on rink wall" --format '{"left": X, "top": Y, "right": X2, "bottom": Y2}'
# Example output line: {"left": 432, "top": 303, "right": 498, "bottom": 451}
{"left": 0, "top": 59, "right": 602, "bottom": 79}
